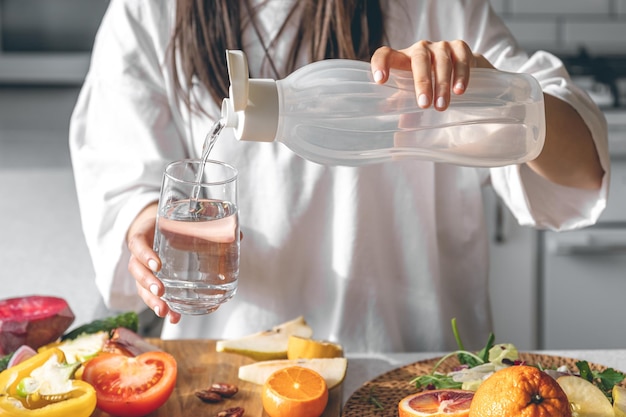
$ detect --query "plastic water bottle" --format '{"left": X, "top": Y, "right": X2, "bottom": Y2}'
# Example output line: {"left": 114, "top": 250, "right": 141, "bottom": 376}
{"left": 220, "top": 50, "right": 545, "bottom": 167}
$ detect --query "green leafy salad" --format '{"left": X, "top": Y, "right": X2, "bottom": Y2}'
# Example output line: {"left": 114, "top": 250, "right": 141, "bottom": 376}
{"left": 411, "top": 318, "right": 626, "bottom": 403}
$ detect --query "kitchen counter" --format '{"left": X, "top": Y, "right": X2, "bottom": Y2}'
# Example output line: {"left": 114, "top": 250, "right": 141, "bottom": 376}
{"left": 83, "top": 340, "right": 626, "bottom": 416}
{"left": 343, "top": 349, "right": 626, "bottom": 404}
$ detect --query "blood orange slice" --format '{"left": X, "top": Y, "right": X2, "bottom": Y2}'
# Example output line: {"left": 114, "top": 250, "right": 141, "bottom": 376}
{"left": 398, "top": 389, "right": 474, "bottom": 417}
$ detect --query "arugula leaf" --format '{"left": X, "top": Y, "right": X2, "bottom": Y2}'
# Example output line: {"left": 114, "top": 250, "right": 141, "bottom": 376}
{"left": 414, "top": 320, "right": 626, "bottom": 404}
{"left": 451, "top": 318, "right": 494, "bottom": 367}
{"left": 596, "top": 368, "right": 626, "bottom": 390}
{"left": 0, "top": 352, "right": 14, "bottom": 372}
{"left": 410, "top": 374, "right": 463, "bottom": 390}
{"left": 410, "top": 346, "right": 483, "bottom": 390}
{"left": 367, "top": 387, "right": 385, "bottom": 410}
{"left": 452, "top": 318, "right": 466, "bottom": 351}
{"left": 576, "top": 360, "right": 626, "bottom": 401}
{"left": 577, "top": 360, "right": 593, "bottom": 382}
{"left": 476, "top": 333, "right": 496, "bottom": 363}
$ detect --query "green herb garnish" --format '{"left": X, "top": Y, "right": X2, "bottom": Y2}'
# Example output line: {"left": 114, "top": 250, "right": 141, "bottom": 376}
{"left": 411, "top": 319, "right": 493, "bottom": 390}
{"left": 368, "top": 387, "right": 385, "bottom": 410}
{"left": 576, "top": 360, "right": 625, "bottom": 402}
{"left": 452, "top": 317, "right": 494, "bottom": 367}
{"left": 410, "top": 318, "right": 626, "bottom": 405}
{"left": 0, "top": 352, "right": 14, "bottom": 372}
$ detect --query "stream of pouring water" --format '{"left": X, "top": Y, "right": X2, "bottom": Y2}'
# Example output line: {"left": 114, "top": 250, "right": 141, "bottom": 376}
{"left": 189, "top": 119, "right": 226, "bottom": 214}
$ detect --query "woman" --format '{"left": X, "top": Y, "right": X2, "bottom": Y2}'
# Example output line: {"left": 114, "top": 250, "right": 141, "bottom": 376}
{"left": 70, "top": 0, "right": 608, "bottom": 352}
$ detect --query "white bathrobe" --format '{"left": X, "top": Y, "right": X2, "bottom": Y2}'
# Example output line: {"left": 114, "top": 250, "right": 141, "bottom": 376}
{"left": 69, "top": 0, "right": 609, "bottom": 352}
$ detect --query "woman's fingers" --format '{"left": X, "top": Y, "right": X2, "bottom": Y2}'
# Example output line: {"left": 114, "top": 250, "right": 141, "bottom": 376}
{"left": 126, "top": 202, "right": 169, "bottom": 318}
{"left": 371, "top": 40, "right": 477, "bottom": 111}
{"left": 129, "top": 254, "right": 162, "bottom": 296}
{"left": 129, "top": 253, "right": 165, "bottom": 319}
{"left": 127, "top": 220, "right": 164, "bottom": 314}
{"left": 129, "top": 244, "right": 182, "bottom": 324}
{"left": 127, "top": 231, "right": 161, "bottom": 274}
{"left": 130, "top": 255, "right": 182, "bottom": 324}
{"left": 135, "top": 277, "right": 181, "bottom": 324}
{"left": 406, "top": 40, "right": 437, "bottom": 109}
{"left": 134, "top": 271, "right": 166, "bottom": 316}
{"left": 428, "top": 41, "right": 453, "bottom": 110}
{"left": 127, "top": 203, "right": 160, "bottom": 273}
{"left": 125, "top": 202, "right": 182, "bottom": 324}
{"left": 448, "top": 40, "right": 475, "bottom": 95}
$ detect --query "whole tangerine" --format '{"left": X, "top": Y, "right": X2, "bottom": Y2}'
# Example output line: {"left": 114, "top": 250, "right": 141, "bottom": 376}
{"left": 468, "top": 365, "right": 572, "bottom": 417}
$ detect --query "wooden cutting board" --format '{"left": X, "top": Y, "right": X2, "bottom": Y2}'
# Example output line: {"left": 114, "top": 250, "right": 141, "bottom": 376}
{"left": 91, "top": 339, "right": 342, "bottom": 417}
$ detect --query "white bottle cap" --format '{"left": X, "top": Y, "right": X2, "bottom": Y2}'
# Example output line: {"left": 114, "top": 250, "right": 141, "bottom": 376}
{"left": 220, "top": 50, "right": 279, "bottom": 142}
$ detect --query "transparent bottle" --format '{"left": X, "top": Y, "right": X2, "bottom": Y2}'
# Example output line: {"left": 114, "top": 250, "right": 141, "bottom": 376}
{"left": 221, "top": 50, "right": 545, "bottom": 167}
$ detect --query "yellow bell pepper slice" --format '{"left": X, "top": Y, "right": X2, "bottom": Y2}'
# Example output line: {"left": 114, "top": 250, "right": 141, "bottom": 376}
{"left": 0, "top": 348, "right": 96, "bottom": 417}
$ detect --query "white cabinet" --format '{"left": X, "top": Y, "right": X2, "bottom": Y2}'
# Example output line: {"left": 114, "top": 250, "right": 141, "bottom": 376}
{"left": 541, "top": 228, "right": 626, "bottom": 348}
{"left": 484, "top": 187, "right": 540, "bottom": 350}
{"left": 540, "top": 113, "right": 626, "bottom": 349}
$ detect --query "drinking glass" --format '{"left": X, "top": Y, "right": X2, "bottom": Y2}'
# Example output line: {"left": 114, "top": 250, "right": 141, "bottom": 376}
{"left": 153, "top": 159, "right": 239, "bottom": 315}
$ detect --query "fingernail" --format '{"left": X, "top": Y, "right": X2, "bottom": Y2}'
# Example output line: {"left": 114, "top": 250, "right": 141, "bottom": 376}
{"left": 436, "top": 96, "right": 446, "bottom": 109}
{"left": 148, "top": 259, "right": 158, "bottom": 272}
{"left": 153, "top": 305, "right": 161, "bottom": 317}
{"left": 150, "top": 284, "right": 159, "bottom": 296}
{"left": 418, "top": 94, "right": 429, "bottom": 108}
{"left": 454, "top": 82, "right": 465, "bottom": 92}
{"left": 373, "top": 70, "right": 384, "bottom": 83}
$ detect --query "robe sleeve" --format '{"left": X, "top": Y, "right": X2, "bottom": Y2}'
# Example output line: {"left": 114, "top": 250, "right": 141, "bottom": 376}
{"left": 69, "top": 0, "right": 185, "bottom": 310}
{"left": 462, "top": 0, "right": 609, "bottom": 230}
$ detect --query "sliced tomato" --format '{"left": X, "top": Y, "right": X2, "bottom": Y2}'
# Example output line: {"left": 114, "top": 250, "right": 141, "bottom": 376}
{"left": 82, "top": 351, "right": 177, "bottom": 417}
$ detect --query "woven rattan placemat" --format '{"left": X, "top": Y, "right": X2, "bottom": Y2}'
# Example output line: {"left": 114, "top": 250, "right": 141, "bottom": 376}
{"left": 342, "top": 352, "right": 621, "bottom": 416}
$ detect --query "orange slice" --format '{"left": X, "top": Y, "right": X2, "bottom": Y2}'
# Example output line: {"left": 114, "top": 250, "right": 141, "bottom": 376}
{"left": 398, "top": 389, "right": 474, "bottom": 417}
{"left": 262, "top": 365, "right": 329, "bottom": 417}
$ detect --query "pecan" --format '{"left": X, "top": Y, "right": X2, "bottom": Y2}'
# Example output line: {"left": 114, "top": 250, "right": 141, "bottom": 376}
{"left": 210, "top": 382, "right": 239, "bottom": 398}
{"left": 195, "top": 389, "right": 223, "bottom": 403}
{"left": 215, "top": 407, "right": 245, "bottom": 417}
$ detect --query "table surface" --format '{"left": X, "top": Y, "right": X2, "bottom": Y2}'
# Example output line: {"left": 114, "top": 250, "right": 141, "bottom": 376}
{"left": 89, "top": 339, "right": 341, "bottom": 417}
{"left": 342, "top": 349, "right": 626, "bottom": 405}
{"left": 84, "top": 340, "right": 626, "bottom": 416}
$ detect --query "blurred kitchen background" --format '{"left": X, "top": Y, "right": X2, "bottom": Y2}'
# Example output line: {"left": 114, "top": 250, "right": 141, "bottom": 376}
{"left": 1, "top": 0, "right": 625, "bottom": 348}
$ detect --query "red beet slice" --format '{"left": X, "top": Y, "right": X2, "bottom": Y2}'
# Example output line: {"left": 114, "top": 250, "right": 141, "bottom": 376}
{"left": 0, "top": 295, "right": 75, "bottom": 355}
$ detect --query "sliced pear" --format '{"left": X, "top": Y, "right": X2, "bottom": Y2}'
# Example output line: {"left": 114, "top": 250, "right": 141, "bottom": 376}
{"left": 557, "top": 375, "right": 613, "bottom": 417}
{"left": 238, "top": 357, "right": 347, "bottom": 389}
{"left": 215, "top": 316, "right": 313, "bottom": 361}
{"left": 287, "top": 335, "right": 343, "bottom": 359}
{"left": 613, "top": 385, "right": 626, "bottom": 417}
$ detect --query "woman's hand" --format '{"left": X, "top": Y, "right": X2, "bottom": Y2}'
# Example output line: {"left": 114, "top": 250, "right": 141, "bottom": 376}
{"left": 371, "top": 40, "right": 603, "bottom": 189}
{"left": 126, "top": 202, "right": 181, "bottom": 324}
{"left": 370, "top": 40, "right": 492, "bottom": 111}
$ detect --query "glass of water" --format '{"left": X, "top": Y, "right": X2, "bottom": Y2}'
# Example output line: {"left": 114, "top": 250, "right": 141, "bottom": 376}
{"left": 153, "top": 159, "right": 239, "bottom": 315}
